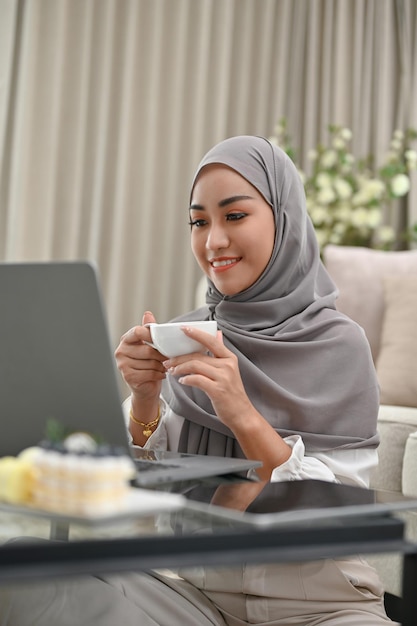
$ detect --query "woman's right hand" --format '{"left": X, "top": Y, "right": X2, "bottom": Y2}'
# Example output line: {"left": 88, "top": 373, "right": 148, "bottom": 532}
{"left": 114, "top": 311, "right": 166, "bottom": 404}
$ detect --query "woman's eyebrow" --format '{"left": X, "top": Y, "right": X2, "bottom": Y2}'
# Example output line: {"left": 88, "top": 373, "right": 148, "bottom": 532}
{"left": 189, "top": 195, "right": 254, "bottom": 212}
{"left": 218, "top": 194, "right": 253, "bottom": 207}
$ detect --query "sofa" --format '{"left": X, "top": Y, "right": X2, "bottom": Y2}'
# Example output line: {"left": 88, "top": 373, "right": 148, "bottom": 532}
{"left": 323, "top": 244, "right": 417, "bottom": 602}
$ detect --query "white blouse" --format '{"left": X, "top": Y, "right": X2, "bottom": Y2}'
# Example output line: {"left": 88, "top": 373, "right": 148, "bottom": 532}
{"left": 123, "top": 397, "right": 378, "bottom": 488}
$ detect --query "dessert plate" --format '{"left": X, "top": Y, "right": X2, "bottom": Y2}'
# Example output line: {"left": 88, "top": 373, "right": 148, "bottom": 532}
{"left": 0, "top": 488, "right": 185, "bottom": 527}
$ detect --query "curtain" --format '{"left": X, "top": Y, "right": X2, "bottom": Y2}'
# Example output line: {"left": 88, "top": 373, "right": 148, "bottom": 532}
{"left": 0, "top": 0, "right": 416, "bottom": 365}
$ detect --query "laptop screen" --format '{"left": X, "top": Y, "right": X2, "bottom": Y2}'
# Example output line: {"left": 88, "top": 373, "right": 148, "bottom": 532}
{"left": 0, "top": 262, "right": 130, "bottom": 457}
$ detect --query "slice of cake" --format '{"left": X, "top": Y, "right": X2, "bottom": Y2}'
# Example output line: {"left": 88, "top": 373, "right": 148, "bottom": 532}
{"left": 31, "top": 436, "right": 136, "bottom": 515}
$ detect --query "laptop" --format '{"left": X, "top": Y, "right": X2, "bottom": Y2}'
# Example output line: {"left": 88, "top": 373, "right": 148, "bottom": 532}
{"left": 0, "top": 261, "right": 261, "bottom": 487}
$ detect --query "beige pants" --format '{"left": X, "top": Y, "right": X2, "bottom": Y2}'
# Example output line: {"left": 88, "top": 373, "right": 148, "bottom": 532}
{"left": 0, "top": 559, "right": 396, "bottom": 626}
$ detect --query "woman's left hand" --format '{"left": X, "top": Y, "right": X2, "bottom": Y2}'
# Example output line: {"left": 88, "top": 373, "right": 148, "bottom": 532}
{"left": 163, "top": 326, "right": 254, "bottom": 431}
{"left": 164, "top": 325, "right": 292, "bottom": 480}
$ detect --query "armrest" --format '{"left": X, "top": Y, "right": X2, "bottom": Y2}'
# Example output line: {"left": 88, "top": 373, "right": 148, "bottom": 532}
{"left": 368, "top": 405, "right": 417, "bottom": 598}
{"left": 370, "top": 405, "right": 417, "bottom": 493}
{"left": 403, "top": 432, "right": 417, "bottom": 497}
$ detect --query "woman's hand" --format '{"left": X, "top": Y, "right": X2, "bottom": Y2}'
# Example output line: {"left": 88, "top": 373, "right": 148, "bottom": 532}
{"left": 114, "top": 311, "right": 166, "bottom": 404}
{"left": 164, "top": 325, "right": 292, "bottom": 480}
{"left": 115, "top": 311, "right": 167, "bottom": 445}
{"left": 163, "top": 327, "right": 253, "bottom": 431}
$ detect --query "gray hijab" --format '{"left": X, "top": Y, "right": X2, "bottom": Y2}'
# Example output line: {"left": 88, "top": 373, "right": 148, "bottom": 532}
{"left": 166, "top": 136, "right": 379, "bottom": 457}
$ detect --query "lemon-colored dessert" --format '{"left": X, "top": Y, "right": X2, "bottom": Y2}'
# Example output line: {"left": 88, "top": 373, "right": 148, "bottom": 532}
{"left": 0, "top": 455, "right": 35, "bottom": 504}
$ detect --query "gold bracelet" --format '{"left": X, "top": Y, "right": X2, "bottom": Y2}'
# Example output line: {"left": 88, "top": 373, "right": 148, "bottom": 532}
{"left": 129, "top": 406, "right": 161, "bottom": 438}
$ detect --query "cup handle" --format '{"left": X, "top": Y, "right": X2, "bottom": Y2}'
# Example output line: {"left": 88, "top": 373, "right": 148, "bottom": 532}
{"left": 143, "top": 325, "right": 163, "bottom": 352}
{"left": 143, "top": 340, "right": 157, "bottom": 350}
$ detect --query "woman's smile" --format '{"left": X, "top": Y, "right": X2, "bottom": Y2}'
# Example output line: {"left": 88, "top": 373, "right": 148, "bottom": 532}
{"left": 209, "top": 256, "right": 242, "bottom": 271}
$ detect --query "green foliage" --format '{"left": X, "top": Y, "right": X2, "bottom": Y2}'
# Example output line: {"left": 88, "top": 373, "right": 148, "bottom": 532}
{"left": 45, "top": 418, "right": 69, "bottom": 442}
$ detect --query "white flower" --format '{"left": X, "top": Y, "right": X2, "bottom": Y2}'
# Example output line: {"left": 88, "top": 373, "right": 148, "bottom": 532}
{"left": 351, "top": 208, "right": 371, "bottom": 228}
{"left": 394, "top": 129, "right": 404, "bottom": 140}
{"left": 390, "top": 174, "right": 410, "bottom": 196}
{"left": 405, "top": 150, "right": 417, "bottom": 170}
{"left": 390, "top": 139, "right": 402, "bottom": 152}
{"left": 332, "top": 137, "right": 346, "bottom": 150}
{"left": 334, "top": 205, "right": 353, "bottom": 223}
{"left": 333, "top": 178, "right": 352, "bottom": 199}
{"left": 364, "top": 178, "right": 385, "bottom": 200}
{"left": 310, "top": 206, "right": 330, "bottom": 224}
{"left": 340, "top": 128, "right": 352, "bottom": 141}
{"left": 352, "top": 190, "right": 367, "bottom": 206}
{"left": 367, "top": 208, "right": 382, "bottom": 228}
{"left": 317, "top": 187, "right": 336, "bottom": 205}
{"left": 308, "top": 149, "right": 318, "bottom": 161}
{"left": 376, "top": 225, "right": 396, "bottom": 244}
{"left": 320, "top": 149, "right": 338, "bottom": 169}
{"left": 353, "top": 178, "right": 385, "bottom": 205}
{"left": 316, "top": 172, "right": 332, "bottom": 188}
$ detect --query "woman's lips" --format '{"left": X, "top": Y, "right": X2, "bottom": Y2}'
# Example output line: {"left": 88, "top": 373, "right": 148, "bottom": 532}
{"left": 209, "top": 257, "right": 241, "bottom": 272}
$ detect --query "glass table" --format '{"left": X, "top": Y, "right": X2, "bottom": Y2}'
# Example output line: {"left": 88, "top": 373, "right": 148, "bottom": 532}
{"left": 1, "top": 478, "right": 417, "bottom": 625}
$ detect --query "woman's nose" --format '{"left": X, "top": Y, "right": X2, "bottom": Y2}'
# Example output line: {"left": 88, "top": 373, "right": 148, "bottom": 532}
{"left": 205, "top": 223, "right": 229, "bottom": 250}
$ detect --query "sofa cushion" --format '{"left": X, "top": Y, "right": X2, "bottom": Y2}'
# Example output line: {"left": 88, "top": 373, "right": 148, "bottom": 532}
{"left": 376, "top": 276, "right": 417, "bottom": 407}
{"left": 323, "top": 245, "right": 417, "bottom": 361}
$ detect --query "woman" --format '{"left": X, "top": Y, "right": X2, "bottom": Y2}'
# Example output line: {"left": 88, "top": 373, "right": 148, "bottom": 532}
{"left": 118, "top": 135, "right": 379, "bottom": 488}
{"left": 0, "top": 137, "right": 393, "bottom": 625}
{"left": 113, "top": 136, "right": 392, "bottom": 625}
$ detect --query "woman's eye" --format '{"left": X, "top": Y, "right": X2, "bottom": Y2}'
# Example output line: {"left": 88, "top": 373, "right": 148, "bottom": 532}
{"left": 226, "top": 212, "right": 246, "bottom": 221}
{"left": 188, "top": 218, "right": 207, "bottom": 228}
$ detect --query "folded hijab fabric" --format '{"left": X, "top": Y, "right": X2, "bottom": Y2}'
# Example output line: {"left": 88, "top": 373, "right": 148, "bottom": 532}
{"left": 165, "top": 136, "right": 379, "bottom": 457}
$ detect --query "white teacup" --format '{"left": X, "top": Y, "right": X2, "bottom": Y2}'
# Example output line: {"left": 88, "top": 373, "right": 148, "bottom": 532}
{"left": 145, "top": 320, "right": 217, "bottom": 357}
